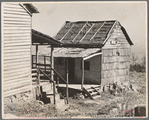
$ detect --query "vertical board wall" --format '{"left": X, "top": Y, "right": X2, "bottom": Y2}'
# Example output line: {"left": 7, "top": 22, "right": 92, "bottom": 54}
{"left": 101, "top": 22, "right": 131, "bottom": 85}
{"left": 2, "top": 3, "right": 32, "bottom": 97}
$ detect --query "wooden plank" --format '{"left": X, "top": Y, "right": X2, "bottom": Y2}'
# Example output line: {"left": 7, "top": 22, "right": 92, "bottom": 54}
{"left": 4, "top": 49, "right": 30, "bottom": 53}
{"left": 4, "top": 37, "right": 30, "bottom": 41}
{"left": 3, "top": 9, "right": 30, "bottom": 16}
{"left": 4, "top": 65, "right": 30, "bottom": 72}
{"left": 4, "top": 11, "right": 29, "bottom": 16}
{"left": 4, "top": 41, "right": 30, "bottom": 45}
{"left": 3, "top": 16, "right": 30, "bottom": 21}
{"left": 3, "top": 8, "right": 27, "bottom": 13}
{"left": 4, "top": 45, "right": 30, "bottom": 50}
{"left": 4, "top": 53, "right": 30, "bottom": 60}
{"left": 4, "top": 21, "right": 30, "bottom": 24}
{"left": 3, "top": 42, "right": 30, "bottom": 47}
{"left": 4, "top": 76, "right": 30, "bottom": 85}
{"left": 3, "top": 31, "right": 31, "bottom": 37}
{"left": 4, "top": 61, "right": 30, "bottom": 67}
{"left": 4, "top": 85, "right": 31, "bottom": 97}
{"left": 4, "top": 79, "right": 31, "bottom": 89}
{"left": 3, "top": 22, "right": 31, "bottom": 26}
{"left": 4, "top": 68, "right": 30, "bottom": 77}
{"left": 3, "top": 26, "right": 31, "bottom": 30}
{"left": 4, "top": 3, "right": 22, "bottom": 6}
{"left": 4, "top": 57, "right": 30, "bottom": 63}
{"left": 4, "top": 71, "right": 30, "bottom": 81}
{"left": 4, "top": 30, "right": 31, "bottom": 34}
{"left": 3, "top": 6, "right": 25, "bottom": 10}
{"left": 4, "top": 51, "right": 30, "bottom": 57}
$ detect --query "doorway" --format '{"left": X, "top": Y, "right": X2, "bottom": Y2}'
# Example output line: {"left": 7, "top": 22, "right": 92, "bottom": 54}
{"left": 65, "top": 58, "right": 75, "bottom": 83}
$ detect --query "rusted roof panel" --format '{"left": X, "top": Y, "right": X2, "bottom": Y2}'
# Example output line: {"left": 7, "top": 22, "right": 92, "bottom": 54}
{"left": 55, "top": 21, "right": 115, "bottom": 45}
{"left": 55, "top": 20, "right": 133, "bottom": 46}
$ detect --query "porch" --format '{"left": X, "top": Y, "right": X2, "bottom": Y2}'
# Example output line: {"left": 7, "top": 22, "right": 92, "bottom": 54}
{"left": 31, "top": 29, "right": 102, "bottom": 105}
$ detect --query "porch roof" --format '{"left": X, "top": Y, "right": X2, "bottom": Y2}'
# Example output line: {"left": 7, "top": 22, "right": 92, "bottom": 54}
{"left": 32, "top": 29, "right": 103, "bottom": 48}
{"left": 53, "top": 48, "right": 101, "bottom": 58}
{"left": 32, "top": 29, "right": 62, "bottom": 45}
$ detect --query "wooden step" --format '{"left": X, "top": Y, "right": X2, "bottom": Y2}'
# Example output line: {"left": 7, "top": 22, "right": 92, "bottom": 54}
{"left": 83, "top": 86, "right": 101, "bottom": 100}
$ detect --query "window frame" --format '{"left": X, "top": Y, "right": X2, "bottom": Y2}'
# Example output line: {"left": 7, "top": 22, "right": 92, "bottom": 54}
{"left": 81, "top": 60, "right": 90, "bottom": 71}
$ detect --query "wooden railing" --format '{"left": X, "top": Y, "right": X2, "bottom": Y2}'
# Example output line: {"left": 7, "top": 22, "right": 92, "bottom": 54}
{"left": 32, "top": 55, "right": 69, "bottom": 104}
{"left": 35, "top": 65, "right": 68, "bottom": 104}
{"left": 38, "top": 68, "right": 56, "bottom": 104}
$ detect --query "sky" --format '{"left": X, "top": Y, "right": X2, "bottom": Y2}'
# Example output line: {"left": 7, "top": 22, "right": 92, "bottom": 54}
{"left": 31, "top": 2, "right": 147, "bottom": 59}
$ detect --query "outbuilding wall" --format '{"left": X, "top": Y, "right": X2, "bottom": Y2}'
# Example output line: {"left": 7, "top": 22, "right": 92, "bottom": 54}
{"left": 54, "top": 55, "right": 101, "bottom": 84}
{"left": 2, "top": 3, "right": 32, "bottom": 97}
{"left": 101, "top": 22, "right": 131, "bottom": 85}
{"left": 74, "top": 55, "right": 101, "bottom": 84}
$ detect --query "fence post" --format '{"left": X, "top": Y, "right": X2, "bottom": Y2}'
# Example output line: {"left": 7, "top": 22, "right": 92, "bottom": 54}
{"left": 37, "top": 68, "right": 41, "bottom": 100}
{"left": 53, "top": 81, "right": 56, "bottom": 104}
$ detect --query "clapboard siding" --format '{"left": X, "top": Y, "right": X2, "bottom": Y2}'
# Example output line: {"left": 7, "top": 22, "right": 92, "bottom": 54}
{"left": 4, "top": 72, "right": 30, "bottom": 81}
{"left": 101, "top": 22, "right": 130, "bottom": 85}
{"left": 2, "top": 3, "right": 32, "bottom": 97}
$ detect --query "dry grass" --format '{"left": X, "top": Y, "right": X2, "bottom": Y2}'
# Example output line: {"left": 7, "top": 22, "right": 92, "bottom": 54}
{"left": 4, "top": 72, "right": 146, "bottom": 118}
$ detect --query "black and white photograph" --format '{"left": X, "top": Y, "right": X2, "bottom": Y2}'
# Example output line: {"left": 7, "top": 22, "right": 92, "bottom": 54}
{"left": 1, "top": 1, "right": 148, "bottom": 119}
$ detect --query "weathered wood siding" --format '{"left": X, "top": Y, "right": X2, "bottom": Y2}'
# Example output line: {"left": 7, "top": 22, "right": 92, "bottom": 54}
{"left": 2, "top": 3, "right": 32, "bottom": 97}
{"left": 101, "top": 22, "right": 131, "bottom": 85}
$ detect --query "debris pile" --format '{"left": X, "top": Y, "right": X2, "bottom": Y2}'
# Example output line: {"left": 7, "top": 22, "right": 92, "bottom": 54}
{"left": 103, "top": 81, "right": 134, "bottom": 96}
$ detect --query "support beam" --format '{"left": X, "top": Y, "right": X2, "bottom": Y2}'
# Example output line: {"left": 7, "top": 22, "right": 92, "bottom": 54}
{"left": 50, "top": 46, "right": 54, "bottom": 82}
{"left": 81, "top": 59, "right": 84, "bottom": 89}
{"left": 90, "top": 21, "right": 106, "bottom": 41}
{"left": 66, "top": 58, "right": 69, "bottom": 104}
{"left": 50, "top": 46, "right": 55, "bottom": 104}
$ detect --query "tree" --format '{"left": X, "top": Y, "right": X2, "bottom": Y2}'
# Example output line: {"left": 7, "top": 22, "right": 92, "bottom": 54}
{"left": 130, "top": 53, "right": 138, "bottom": 66}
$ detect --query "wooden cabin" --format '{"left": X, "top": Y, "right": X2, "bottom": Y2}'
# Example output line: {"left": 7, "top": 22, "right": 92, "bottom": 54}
{"left": 1, "top": 3, "right": 39, "bottom": 97}
{"left": 54, "top": 21, "right": 133, "bottom": 86}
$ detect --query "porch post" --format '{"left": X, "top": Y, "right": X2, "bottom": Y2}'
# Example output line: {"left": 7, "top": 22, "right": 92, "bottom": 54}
{"left": 66, "top": 58, "right": 69, "bottom": 104}
{"left": 50, "top": 46, "right": 54, "bottom": 81}
{"left": 51, "top": 46, "right": 55, "bottom": 104}
{"left": 36, "top": 45, "right": 41, "bottom": 99}
{"left": 81, "top": 59, "right": 84, "bottom": 89}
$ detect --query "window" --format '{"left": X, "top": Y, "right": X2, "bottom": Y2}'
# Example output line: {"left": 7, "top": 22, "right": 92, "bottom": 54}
{"left": 81, "top": 61, "right": 90, "bottom": 71}
{"left": 57, "top": 58, "right": 63, "bottom": 65}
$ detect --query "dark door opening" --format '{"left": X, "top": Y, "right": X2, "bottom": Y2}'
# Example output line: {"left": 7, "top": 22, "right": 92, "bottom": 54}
{"left": 65, "top": 58, "right": 75, "bottom": 83}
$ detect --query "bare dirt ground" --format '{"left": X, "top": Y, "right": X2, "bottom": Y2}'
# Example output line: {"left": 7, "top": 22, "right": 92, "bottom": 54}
{"left": 4, "top": 72, "right": 146, "bottom": 118}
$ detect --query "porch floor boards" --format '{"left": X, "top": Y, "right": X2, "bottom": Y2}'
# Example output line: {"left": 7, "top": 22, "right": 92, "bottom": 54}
{"left": 57, "top": 84, "right": 100, "bottom": 91}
